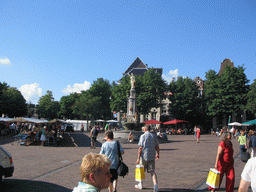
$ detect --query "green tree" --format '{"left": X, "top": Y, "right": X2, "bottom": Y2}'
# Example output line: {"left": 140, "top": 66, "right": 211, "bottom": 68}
{"left": 0, "top": 82, "right": 10, "bottom": 115}
{"left": 72, "top": 91, "right": 101, "bottom": 120}
{"left": 136, "top": 69, "right": 167, "bottom": 115}
{"left": 246, "top": 79, "right": 256, "bottom": 117}
{"left": 0, "top": 82, "right": 27, "bottom": 117}
{"left": 37, "top": 90, "right": 60, "bottom": 119}
{"left": 110, "top": 76, "right": 130, "bottom": 113}
{"left": 88, "top": 78, "right": 112, "bottom": 119}
{"left": 204, "top": 70, "right": 219, "bottom": 116}
{"left": 110, "top": 69, "right": 167, "bottom": 117}
{"left": 27, "top": 102, "right": 35, "bottom": 118}
{"left": 59, "top": 93, "right": 79, "bottom": 119}
{"left": 204, "top": 65, "right": 249, "bottom": 118}
{"left": 167, "top": 76, "right": 199, "bottom": 121}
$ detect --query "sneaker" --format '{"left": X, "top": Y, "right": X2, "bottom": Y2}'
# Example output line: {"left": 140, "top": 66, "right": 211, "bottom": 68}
{"left": 154, "top": 184, "right": 158, "bottom": 192}
{"left": 135, "top": 184, "right": 143, "bottom": 189}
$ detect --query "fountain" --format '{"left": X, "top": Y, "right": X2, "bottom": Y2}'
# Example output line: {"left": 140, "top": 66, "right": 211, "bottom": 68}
{"left": 114, "top": 73, "right": 143, "bottom": 142}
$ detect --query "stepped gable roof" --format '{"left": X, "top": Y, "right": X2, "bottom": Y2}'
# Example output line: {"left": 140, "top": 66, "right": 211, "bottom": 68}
{"left": 123, "top": 57, "right": 148, "bottom": 76}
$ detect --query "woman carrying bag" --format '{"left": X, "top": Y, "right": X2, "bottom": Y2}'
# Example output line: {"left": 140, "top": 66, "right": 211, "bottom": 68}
{"left": 100, "top": 130, "right": 124, "bottom": 192}
{"left": 209, "top": 131, "right": 235, "bottom": 192}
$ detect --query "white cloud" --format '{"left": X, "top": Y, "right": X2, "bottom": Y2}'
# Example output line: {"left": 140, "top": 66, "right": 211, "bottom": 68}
{"left": 162, "top": 69, "right": 179, "bottom": 83}
{"left": 62, "top": 81, "right": 91, "bottom": 95}
{"left": 0, "top": 58, "right": 11, "bottom": 65}
{"left": 19, "top": 83, "right": 43, "bottom": 104}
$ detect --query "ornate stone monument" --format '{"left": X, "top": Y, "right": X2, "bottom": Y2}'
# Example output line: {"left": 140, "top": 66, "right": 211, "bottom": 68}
{"left": 114, "top": 73, "right": 142, "bottom": 142}
{"left": 127, "top": 73, "right": 137, "bottom": 123}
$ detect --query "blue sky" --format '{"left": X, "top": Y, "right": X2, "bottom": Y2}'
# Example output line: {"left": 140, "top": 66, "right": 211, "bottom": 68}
{"left": 1, "top": 0, "right": 255, "bottom": 104}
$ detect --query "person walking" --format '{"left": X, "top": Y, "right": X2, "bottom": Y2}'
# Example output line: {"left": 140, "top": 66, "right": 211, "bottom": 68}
{"left": 90, "top": 126, "right": 99, "bottom": 149}
{"left": 209, "top": 132, "right": 234, "bottom": 192}
{"left": 196, "top": 126, "right": 201, "bottom": 143}
{"left": 100, "top": 130, "right": 124, "bottom": 192}
{"left": 237, "top": 131, "right": 247, "bottom": 157}
{"left": 40, "top": 126, "right": 47, "bottom": 146}
{"left": 72, "top": 153, "right": 112, "bottom": 192}
{"left": 136, "top": 124, "right": 160, "bottom": 192}
{"left": 194, "top": 126, "right": 197, "bottom": 137}
{"left": 105, "top": 123, "right": 109, "bottom": 132}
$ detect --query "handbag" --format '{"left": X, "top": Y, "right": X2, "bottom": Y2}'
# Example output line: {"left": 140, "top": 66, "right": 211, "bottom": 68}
{"left": 116, "top": 141, "right": 129, "bottom": 177}
{"left": 206, "top": 168, "right": 220, "bottom": 189}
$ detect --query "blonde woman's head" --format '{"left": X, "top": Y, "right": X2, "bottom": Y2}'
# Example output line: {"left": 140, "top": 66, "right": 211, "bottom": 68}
{"left": 80, "top": 153, "right": 111, "bottom": 183}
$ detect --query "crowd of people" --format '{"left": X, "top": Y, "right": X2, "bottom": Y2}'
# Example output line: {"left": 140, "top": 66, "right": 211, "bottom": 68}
{"left": 0, "top": 121, "right": 64, "bottom": 146}
{"left": 78, "top": 124, "right": 256, "bottom": 192}
{"left": 205, "top": 125, "right": 256, "bottom": 192}
{"left": 73, "top": 124, "right": 160, "bottom": 192}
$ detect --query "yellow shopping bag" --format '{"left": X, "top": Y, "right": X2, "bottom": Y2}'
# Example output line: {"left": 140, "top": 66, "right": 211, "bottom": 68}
{"left": 206, "top": 168, "right": 220, "bottom": 189}
{"left": 135, "top": 164, "right": 145, "bottom": 181}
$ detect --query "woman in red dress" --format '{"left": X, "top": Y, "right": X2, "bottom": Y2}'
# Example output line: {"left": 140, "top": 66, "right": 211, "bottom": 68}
{"left": 209, "top": 131, "right": 234, "bottom": 192}
{"left": 196, "top": 127, "right": 200, "bottom": 143}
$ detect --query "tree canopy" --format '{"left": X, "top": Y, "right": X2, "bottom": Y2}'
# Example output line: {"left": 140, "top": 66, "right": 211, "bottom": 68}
{"left": 136, "top": 69, "right": 167, "bottom": 115}
{"left": 204, "top": 65, "right": 249, "bottom": 117}
{"left": 37, "top": 90, "right": 60, "bottom": 119}
{"left": 72, "top": 90, "right": 101, "bottom": 120}
{"left": 110, "top": 76, "right": 130, "bottom": 113}
{"left": 88, "top": 78, "right": 112, "bottom": 119}
{"left": 246, "top": 79, "right": 256, "bottom": 118}
{"left": 167, "top": 76, "right": 199, "bottom": 121}
{"left": 110, "top": 69, "right": 167, "bottom": 116}
{"left": 0, "top": 82, "right": 27, "bottom": 117}
{"left": 59, "top": 93, "right": 80, "bottom": 119}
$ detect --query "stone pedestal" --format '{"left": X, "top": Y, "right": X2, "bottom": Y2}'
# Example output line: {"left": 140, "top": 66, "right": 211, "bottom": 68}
{"left": 127, "top": 88, "right": 136, "bottom": 122}
{"left": 113, "top": 130, "right": 143, "bottom": 143}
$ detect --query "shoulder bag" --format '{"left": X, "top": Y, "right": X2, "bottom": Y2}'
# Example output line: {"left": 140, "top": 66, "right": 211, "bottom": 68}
{"left": 116, "top": 141, "right": 129, "bottom": 177}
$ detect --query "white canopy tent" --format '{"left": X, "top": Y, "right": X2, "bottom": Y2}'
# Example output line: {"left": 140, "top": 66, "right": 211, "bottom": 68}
{"left": 66, "top": 120, "right": 91, "bottom": 131}
{"left": 0, "top": 117, "right": 15, "bottom": 122}
{"left": 228, "top": 122, "right": 243, "bottom": 126}
{"left": 7, "top": 117, "right": 48, "bottom": 123}
{"left": 95, "top": 119, "right": 105, "bottom": 122}
{"left": 106, "top": 120, "right": 118, "bottom": 123}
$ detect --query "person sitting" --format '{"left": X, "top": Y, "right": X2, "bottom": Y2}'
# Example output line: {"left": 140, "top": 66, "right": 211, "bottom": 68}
{"left": 161, "top": 132, "right": 168, "bottom": 140}
{"left": 128, "top": 132, "right": 134, "bottom": 142}
{"left": 72, "top": 153, "right": 112, "bottom": 192}
{"left": 157, "top": 130, "right": 168, "bottom": 140}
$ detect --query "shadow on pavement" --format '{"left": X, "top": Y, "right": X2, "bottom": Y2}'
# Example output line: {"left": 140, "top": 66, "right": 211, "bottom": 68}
{"left": 0, "top": 136, "right": 17, "bottom": 145}
{"left": 69, "top": 133, "right": 102, "bottom": 147}
{"left": 2, "top": 179, "right": 72, "bottom": 192}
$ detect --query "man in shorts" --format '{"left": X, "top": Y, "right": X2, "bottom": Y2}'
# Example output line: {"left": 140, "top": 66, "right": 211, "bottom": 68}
{"left": 136, "top": 124, "right": 160, "bottom": 192}
{"left": 90, "top": 126, "right": 99, "bottom": 149}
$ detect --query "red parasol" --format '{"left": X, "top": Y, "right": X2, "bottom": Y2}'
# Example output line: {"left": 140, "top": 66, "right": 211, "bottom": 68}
{"left": 163, "top": 119, "right": 189, "bottom": 125}
{"left": 142, "top": 119, "right": 162, "bottom": 124}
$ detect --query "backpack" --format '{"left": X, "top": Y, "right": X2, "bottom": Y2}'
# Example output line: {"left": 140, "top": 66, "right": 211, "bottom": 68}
{"left": 92, "top": 128, "right": 98, "bottom": 136}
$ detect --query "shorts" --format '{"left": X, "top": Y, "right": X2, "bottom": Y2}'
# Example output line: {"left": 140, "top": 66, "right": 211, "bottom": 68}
{"left": 91, "top": 136, "right": 97, "bottom": 143}
{"left": 142, "top": 159, "right": 155, "bottom": 173}
{"left": 110, "top": 169, "right": 118, "bottom": 182}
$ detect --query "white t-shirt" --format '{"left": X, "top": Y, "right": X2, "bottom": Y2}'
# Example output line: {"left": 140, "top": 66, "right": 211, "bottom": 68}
{"left": 241, "top": 157, "right": 256, "bottom": 191}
